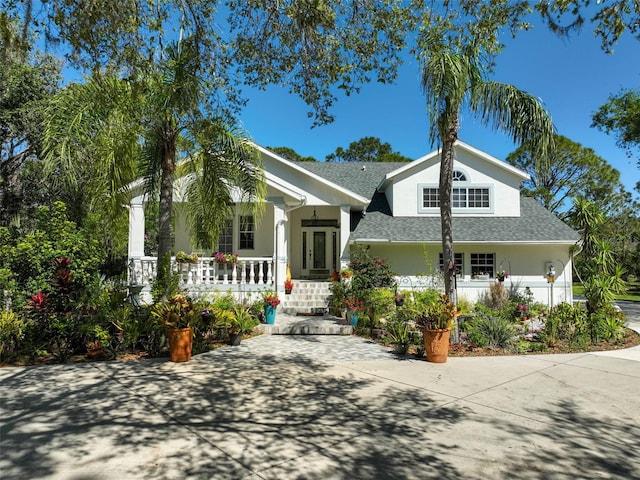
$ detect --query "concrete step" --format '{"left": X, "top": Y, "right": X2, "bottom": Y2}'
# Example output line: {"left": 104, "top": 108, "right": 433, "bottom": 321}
{"left": 282, "top": 281, "right": 333, "bottom": 315}
{"left": 257, "top": 313, "right": 351, "bottom": 335}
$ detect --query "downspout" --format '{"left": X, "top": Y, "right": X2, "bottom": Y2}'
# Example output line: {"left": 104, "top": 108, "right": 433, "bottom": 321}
{"left": 275, "top": 197, "right": 307, "bottom": 290}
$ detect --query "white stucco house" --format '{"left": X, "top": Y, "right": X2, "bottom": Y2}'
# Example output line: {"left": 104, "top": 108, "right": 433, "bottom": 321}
{"left": 127, "top": 140, "right": 580, "bottom": 307}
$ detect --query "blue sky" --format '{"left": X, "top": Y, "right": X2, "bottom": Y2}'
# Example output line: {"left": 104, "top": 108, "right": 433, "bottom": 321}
{"left": 239, "top": 23, "right": 639, "bottom": 196}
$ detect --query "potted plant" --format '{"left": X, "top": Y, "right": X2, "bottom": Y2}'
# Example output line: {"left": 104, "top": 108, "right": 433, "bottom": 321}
{"left": 415, "top": 294, "right": 459, "bottom": 363}
{"left": 284, "top": 279, "right": 294, "bottom": 294}
{"left": 496, "top": 270, "right": 508, "bottom": 282}
{"left": 262, "top": 291, "right": 281, "bottom": 324}
{"left": 343, "top": 297, "right": 363, "bottom": 326}
{"left": 516, "top": 303, "right": 528, "bottom": 320}
{"left": 228, "top": 305, "right": 259, "bottom": 346}
{"left": 340, "top": 268, "right": 353, "bottom": 280}
{"left": 151, "top": 294, "right": 201, "bottom": 362}
{"left": 213, "top": 252, "right": 238, "bottom": 264}
{"left": 175, "top": 251, "right": 199, "bottom": 264}
{"left": 285, "top": 264, "right": 293, "bottom": 294}
{"left": 85, "top": 325, "right": 110, "bottom": 359}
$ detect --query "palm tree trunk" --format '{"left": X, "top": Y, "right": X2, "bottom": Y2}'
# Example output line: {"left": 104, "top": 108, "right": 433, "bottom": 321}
{"left": 439, "top": 114, "right": 459, "bottom": 305}
{"left": 156, "top": 125, "right": 177, "bottom": 299}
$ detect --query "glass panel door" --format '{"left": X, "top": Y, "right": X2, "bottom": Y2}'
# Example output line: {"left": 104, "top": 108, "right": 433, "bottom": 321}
{"left": 313, "top": 232, "right": 326, "bottom": 269}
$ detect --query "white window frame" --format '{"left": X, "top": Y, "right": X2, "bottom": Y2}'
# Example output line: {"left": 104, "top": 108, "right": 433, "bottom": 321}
{"left": 470, "top": 253, "right": 495, "bottom": 279}
{"left": 239, "top": 215, "right": 255, "bottom": 250}
{"left": 418, "top": 184, "right": 494, "bottom": 214}
{"left": 439, "top": 252, "right": 464, "bottom": 275}
{"left": 216, "top": 218, "right": 234, "bottom": 253}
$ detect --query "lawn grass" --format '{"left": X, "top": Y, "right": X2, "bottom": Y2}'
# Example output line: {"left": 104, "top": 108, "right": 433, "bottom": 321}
{"left": 573, "top": 281, "right": 640, "bottom": 302}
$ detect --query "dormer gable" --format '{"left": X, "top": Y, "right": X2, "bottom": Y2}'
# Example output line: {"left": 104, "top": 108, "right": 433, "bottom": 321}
{"left": 378, "top": 141, "right": 530, "bottom": 218}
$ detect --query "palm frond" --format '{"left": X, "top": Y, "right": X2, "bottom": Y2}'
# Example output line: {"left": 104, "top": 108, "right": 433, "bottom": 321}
{"left": 470, "top": 81, "right": 555, "bottom": 157}
{"left": 183, "top": 119, "right": 265, "bottom": 250}
{"left": 42, "top": 76, "right": 140, "bottom": 222}
{"left": 421, "top": 51, "right": 483, "bottom": 143}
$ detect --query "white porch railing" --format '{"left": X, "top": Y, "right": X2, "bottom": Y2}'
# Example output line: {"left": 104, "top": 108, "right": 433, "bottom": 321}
{"left": 129, "top": 256, "right": 275, "bottom": 288}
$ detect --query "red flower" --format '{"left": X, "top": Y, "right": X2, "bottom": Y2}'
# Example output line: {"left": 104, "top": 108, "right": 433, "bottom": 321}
{"left": 31, "top": 291, "right": 48, "bottom": 308}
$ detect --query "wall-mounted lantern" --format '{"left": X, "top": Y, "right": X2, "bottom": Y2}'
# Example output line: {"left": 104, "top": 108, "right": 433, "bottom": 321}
{"left": 546, "top": 264, "right": 556, "bottom": 284}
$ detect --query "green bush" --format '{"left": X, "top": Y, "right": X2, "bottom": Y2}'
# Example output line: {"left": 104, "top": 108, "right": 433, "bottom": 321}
{"left": 541, "top": 303, "right": 589, "bottom": 349}
{"left": 328, "top": 280, "right": 348, "bottom": 316}
{"left": 0, "top": 202, "right": 105, "bottom": 310}
{"left": 0, "top": 310, "right": 25, "bottom": 360}
{"left": 465, "top": 314, "right": 517, "bottom": 349}
{"left": 348, "top": 245, "right": 396, "bottom": 291}
{"left": 385, "top": 313, "right": 415, "bottom": 353}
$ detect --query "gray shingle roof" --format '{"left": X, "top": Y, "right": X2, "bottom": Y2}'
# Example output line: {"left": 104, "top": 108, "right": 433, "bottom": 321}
{"left": 352, "top": 195, "right": 580, "bottom": 243}
{"left": 296, "top": 161, "right": 405, "bottom": 198}
{"left": 294, "top": 161, "right": 580, "bottom": 244}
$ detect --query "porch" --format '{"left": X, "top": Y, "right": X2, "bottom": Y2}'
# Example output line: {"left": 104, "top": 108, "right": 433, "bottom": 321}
{"left": 128, "top": 256, "right": 276, "bottom": 289}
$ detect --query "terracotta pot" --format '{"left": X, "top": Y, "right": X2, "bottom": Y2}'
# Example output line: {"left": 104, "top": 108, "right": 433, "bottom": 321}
{"left": 422, "top": 328, "right": 451, "bottom": 363}
{"left": 166, "top": 327, "right": 193, "bottom": 362}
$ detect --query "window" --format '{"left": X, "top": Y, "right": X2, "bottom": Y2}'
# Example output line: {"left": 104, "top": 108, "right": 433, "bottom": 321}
{"left": 421, "top": 186, "right": 490, "bottom": 210}
{"left": 467, "top": 188, "right": 490, "bottom": 208}
{"left": 217, "top": 219, "right": 233, "bottom": 253}
{"left": 439, "top": 253, "right": 463, "bottom": 275}
{"left": 422, "top": 187, "right": 440, "bottom": 208}
{"left": 239, "top": 215, "right": 255, "bottom": 249}
{"left": 471, "top": 253, "right": 495, "bottom": 278}
{"left": 452, "top": 170, "right": 467, "bottom": 181}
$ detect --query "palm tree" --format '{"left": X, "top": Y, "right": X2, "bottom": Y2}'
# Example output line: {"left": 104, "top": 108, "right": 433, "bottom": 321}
{"left": 421, "top": 51, "right": 554, "bottom": 303}
{"left": 43, "top": 38, "right": 265, "bottom": 297}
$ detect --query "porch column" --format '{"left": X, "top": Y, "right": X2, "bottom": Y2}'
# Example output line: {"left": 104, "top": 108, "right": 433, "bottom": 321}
{"left": 273, "top": 201, "right": 288, "bottom": 292}
{"left": 128, "top": 196, "right": 145, "bottom": 258}
{"left": 339, "top": 204, "right": 351, "bottom": 268}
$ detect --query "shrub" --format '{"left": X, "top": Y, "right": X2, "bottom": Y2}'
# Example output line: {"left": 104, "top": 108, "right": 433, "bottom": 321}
{"left": 589, "top": 306, "right": 626, "bottom": 343}
{"left": 488, "top": 282, "right": 509, "bottom": 309}
{"left": 542, "top": 303, "right": 589, "bottom": 349}
{"left": 0, "top": 310, "right": 25, "bottom": 360}
{"left": 348, "top": 245, "right": 396, "bottom": 291}
{"left": 385, "top": 314, "right": 414, "bottom": 353}
{"left": 0, "top": 202, "right": 105, "bottom": 310}
{"left": 465, "top": 314, "right": 517, "bottom": 349}
{"left": 328, "top": 280, "right": 348, "bottom": 316}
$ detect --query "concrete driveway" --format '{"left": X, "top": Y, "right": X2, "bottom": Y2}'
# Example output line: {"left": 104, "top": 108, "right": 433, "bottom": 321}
{"left": 1, "top": 309, "right": 639, "bottom": 479}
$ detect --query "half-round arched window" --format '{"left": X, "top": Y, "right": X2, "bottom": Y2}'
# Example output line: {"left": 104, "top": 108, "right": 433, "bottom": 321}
{"left": 452, "top": 170, "right": 467, "bottom": 182}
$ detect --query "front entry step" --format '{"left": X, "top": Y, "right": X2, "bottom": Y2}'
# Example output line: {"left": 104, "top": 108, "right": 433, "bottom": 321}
{"left": 256, "top": 313, "right": 352, "bottom": 335}
{"left": 281, "top": 280, "right": 332, "bottom": 315}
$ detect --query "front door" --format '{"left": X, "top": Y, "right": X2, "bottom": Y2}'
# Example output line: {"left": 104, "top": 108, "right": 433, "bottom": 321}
{"left": 301, "top": 228, "right": 337, "bottom": 279}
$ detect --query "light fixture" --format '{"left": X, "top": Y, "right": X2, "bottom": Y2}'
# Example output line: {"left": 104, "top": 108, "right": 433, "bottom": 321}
{"left": 547, "top": 264, "right": 556, "bottom": 284}
{"left": 310, "top": 208, "right": 318, "bottom": 225}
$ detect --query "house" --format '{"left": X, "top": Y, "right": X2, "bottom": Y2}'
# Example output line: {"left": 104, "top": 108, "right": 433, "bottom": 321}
{"left": 127, "top": 140, "right": 580, "bottom": 308}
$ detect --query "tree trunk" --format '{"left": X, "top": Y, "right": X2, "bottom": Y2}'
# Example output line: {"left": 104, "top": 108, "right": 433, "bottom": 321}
{"left": 156, "top": 124, "right": 177, "bottom": 300}
{"left": 439, "top": 114, "right": 459, "bottom": 305}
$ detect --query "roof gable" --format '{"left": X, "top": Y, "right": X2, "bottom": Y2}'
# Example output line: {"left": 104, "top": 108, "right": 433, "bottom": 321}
{"left": 377, "top": 140, "right": 530, "bottom": 191}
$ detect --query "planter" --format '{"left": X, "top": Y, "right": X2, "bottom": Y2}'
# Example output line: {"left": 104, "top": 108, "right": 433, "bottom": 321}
{"left": 166, "top": 327, "right": 193, "bottom": 362}
{"left": 422, "top": 328, "right": 451, "bottom": 363}
{"left": 229, "top": 332, "right": 242, "bottom": 346}
{"left": 86, "top": 347, "right": 105, "bottom": 359}
{"left": 264, "top": 305, "right": 277, "bottom": 324}
{"left": 346, "top": 310, "right": 359, "bottom": 326}
{"left": 285, "top": 289, "right": 292, "bottom": 295}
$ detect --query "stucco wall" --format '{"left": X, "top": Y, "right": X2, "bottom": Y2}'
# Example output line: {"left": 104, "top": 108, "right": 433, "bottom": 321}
{"left": 173, "top": 203, "right": 275, "bottom": 256}
{"left": 387, "top": 148, "right": 523, "bottom": 217}
{"left": 360, "top": 242, "right": 573, "bottom": 306}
